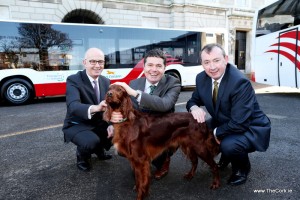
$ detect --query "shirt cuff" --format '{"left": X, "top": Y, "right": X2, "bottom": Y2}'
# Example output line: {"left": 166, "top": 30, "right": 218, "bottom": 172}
{"left": 88, "top": 105, "right": 93, "bottom": 119}
{"left": 189, "top": 105, "right": 198, "bottom": 112}
{"left": 136, "top": 90, "right": 142, "bottom": 103}
{"left": 213, "top": 128, "right": 217, "bottom": 139}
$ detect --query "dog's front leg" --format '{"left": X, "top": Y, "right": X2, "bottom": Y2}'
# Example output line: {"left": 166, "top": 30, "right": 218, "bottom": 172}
{"left": 132, "top": 160, "right": 151, "bottom": 200}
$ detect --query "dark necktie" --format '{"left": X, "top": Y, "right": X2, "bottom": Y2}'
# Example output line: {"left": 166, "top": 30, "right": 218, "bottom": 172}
{"left": 149, "top": 85, "right": 156, "bottom": 95}
{"left": 212, "top": 81, "right": 218, "bottom": 106}
{"left": 93, "top": 80, "right": 100, "bottom": 104}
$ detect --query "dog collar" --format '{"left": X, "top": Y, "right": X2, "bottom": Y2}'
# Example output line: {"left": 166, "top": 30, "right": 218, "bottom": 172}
{"left": 112, "top": 118, "right": 128, "bottom": 124}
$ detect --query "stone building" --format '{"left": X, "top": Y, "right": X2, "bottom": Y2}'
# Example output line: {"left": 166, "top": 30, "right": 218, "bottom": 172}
{"left": 0, "top": 0, "right": 277, "bottom": 73}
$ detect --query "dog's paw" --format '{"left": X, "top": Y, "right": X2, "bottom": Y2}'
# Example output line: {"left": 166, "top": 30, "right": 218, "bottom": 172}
{"left": 183, "top": 173, "right": 194, "bottom": 180}
{"left": 210, "top": 181, "right": 220, "bottom": 189}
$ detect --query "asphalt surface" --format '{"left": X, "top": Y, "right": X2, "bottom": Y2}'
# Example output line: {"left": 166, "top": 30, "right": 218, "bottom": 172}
{"left": 0, "top": 82, "right": 299, "bottom": 200}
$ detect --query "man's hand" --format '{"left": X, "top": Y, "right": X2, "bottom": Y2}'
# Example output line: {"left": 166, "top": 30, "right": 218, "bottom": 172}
{"left": 190, "top": 106, "right": 206, "bottom": 123}
{"left": 90, "top": 100, "right": 107, "bottom": 114}
{"left": 107, "top": 125, "right": 114, "bottom": 138}
{"left": 113, "top": 82, "right": 138, "bottom": 97}
{"left": 110, "top": 111, "right": 124, "bottom": 123}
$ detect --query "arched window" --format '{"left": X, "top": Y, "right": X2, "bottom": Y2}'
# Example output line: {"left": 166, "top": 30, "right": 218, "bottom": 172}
{"left": 62, "top": 9, "right": 104, "bottom": 24}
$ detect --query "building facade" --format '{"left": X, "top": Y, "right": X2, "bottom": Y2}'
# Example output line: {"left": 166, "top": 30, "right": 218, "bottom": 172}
{"left": 0, "top": 0, "right": 277, "bottom": 73}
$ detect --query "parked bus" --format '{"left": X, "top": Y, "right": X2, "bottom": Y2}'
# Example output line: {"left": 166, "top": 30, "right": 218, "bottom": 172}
{"left": 0, "top": 20, "right": 226, "bottom": 105}
{"left": 251, "top": 0, "right": 300, "bottom": 88}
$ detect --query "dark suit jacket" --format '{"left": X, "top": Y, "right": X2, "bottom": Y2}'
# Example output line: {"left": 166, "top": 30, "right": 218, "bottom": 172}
{"left": 129, "top": 74, "right": 181, "bottom": 114}
{"left": 186, "top": 64, "right": 271, "bottom": 152}
{"left": 62, "top": 70, "right": 110, "bottom": 142}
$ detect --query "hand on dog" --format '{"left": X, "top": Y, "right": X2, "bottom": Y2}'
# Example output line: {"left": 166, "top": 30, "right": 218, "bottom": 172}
{"left": 90, "top": 100, "right": 107, "bottom": 114}
{"left": 113, "top": 82, "right": 138, "bottom": 97}
{"left": 107, "top": 125, "right": 114, "bottom": 138}
{"left": 110, "top": 111, "right": 124, "bottom": 123}
{"left": 190, "top": 106, "right": 206, "bottom": 123}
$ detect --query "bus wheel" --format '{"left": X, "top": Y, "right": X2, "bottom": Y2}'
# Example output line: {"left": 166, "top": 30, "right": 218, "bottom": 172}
{"left": 166, "top": 71, "right": 181, "bottom": 83}
{"left": 1, "top": 78, "right": 33, "bottom": 105}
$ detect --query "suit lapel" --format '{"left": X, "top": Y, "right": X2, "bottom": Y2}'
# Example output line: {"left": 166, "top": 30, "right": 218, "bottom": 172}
{"left": 98, "top": 76, "right": 106, "bottom": 101}
{"left": 153, "top": 75, "right": 166, "bottom": 95}
{"left": 203, "top": 76, "right": 215, "bottom": 113}
{"left": 214, "top": 65, "right": 230, "bottom": 112}
{"left": 135, "top": 77, "right": 147, "bottom": 91}
{"left": 82, "top": 70, "right": 98, "bottom": 104}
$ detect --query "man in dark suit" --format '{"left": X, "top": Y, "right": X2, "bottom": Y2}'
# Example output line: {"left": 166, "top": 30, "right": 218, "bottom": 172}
{"left": 110, "top": 49, "right": 181, "bottom": 180}
{"left": 186, "top": 43, "right": 271, "bottom": 186}
{"left": 62, "top": 48, "right": 112, "bottom": 172}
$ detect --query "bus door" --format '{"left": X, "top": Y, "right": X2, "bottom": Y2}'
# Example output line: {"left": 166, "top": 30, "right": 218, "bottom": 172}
{"left": 278, "top": 28, "right": 299, "bottom": 88}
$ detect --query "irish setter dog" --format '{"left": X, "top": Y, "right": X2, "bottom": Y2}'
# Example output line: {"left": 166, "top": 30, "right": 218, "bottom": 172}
{"left": 104, "top": 84, "right": 220, "bottom": 200}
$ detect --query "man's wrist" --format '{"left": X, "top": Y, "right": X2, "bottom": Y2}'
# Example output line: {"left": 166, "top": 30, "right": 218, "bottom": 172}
{"left": 213, "top": 128, "right": 217, "bottom": 138}
{"left": 135, "top": 90, "right": 141, "bottom": 99}
{"left": 189, "top": 105, "right": 199, "bottom": 112}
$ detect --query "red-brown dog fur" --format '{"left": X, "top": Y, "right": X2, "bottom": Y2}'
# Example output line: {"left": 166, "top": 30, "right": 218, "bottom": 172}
{"left": 104, "top": 84, "right": 220, "bottom": 200}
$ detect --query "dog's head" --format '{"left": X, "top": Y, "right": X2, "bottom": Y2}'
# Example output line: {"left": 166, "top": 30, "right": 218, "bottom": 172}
{"left": 104, "top": 84, "right": 135, "bottom": 122}
{"left": 105, "top": 84, "right": 129, "bottom": 109}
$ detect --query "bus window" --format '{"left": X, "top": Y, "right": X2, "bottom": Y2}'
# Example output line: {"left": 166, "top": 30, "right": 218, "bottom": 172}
{"left": 0, "top": 20, "right": 227, "bottom": 105}
{"left": 256, "top": 0, "right": 299, "bottom": 37}
{"left": 252, "top": 0, "right": 300, "bottom": 88}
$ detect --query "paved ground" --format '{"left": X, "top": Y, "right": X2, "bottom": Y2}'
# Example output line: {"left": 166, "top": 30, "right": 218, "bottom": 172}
{"left": 0, "top": 81, "right": 299, "bottom": 200}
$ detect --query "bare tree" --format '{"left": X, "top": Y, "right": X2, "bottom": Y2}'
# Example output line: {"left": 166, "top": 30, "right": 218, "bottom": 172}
{"left": 18, "top": 23, "right": 72, "bottom": 70}
{"left": 0, "top": 38, "right": 19, "bottom": 68}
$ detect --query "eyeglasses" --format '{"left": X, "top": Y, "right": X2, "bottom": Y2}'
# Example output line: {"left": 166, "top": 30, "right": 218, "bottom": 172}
{"left": 88, "top": 60, "right": 105, "bottom": 65}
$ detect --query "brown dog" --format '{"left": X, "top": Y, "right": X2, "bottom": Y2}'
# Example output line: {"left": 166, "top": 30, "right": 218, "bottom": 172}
{"left": 104, "top": 84, "right": 220, "bottom": 200}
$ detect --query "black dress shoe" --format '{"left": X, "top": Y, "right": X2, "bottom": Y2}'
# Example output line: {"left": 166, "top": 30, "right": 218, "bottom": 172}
{"left": 228, "top": 163, "right": 251, "bottom": 186}
{"left": 227, "top": 170, "right": 247, "bottom": 186}
{"left": 96, "top": 151, "right": 112, "bottom": 160}
{"left": 76, "top": 151, "right": 91, "bottom": 172}
{"left": 217, "top": 155, "right": 230, "bottom": 170}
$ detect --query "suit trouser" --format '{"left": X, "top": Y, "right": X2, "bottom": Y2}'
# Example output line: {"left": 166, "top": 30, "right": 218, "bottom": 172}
{"left": 152, "top": 147, "right": 177, "bottom": 170}
{"left": 220, "top": 133, "right": 255, "bottom": 171}
{"left": 71, "top": 127, "right": 112, "bottom": 156}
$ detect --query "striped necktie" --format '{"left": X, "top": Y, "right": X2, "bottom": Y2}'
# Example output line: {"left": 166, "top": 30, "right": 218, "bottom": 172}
{"left": 212, "top": 81, "right": 218, "bottom": 106}
{"left": 149, "top": 85, "right": 156, "bottom": 95}
{"left": 93, "top": 80, "right": 100, "bottom": 104}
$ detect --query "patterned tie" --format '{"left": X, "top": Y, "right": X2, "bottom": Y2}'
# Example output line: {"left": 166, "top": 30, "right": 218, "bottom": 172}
{"left": 93, "top": 80, "right": 100, "bottom": 104}
{"left": 212, "top": 81, "right": 218, "bottom": 106}
{"left": 149, "top": 85, "right": 156, "bottom": 95}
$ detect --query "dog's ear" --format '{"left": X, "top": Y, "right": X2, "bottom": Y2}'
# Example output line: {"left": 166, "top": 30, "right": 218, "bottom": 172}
{"left": 103, "top": 105, "right": 112, "bottom": 122}
{"left": 121, "top": 95, "right": 135, "bottom": 121}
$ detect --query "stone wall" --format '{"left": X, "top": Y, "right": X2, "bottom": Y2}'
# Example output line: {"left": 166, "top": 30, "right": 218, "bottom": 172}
{"left": 0, "top": 0, "right": 273, "bottom": 72}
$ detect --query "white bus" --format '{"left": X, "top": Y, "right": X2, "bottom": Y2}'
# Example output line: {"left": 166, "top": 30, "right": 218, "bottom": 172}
{"left": 251, "top": 0, "right": 300, "bottom": 88}
{"left": 0, "top": 20, "right": 226, "bottom": 105}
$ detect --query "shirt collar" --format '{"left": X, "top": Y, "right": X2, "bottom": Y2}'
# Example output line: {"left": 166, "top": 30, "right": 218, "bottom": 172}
{"left": 145, "top": 80, "right": 159, "bottom": 89}
{"left": 212, "top": 72, "right": 224, "bottom": 85}
{"left": 86, "top": 71, "right": 99, "bottom": 84}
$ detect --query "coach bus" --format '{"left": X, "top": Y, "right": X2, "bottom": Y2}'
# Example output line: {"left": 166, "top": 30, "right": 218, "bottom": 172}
{"left": 251, "top": 0, "right": 300, "bottom": 88}
{"left": 0, "top": 20, "right": 226, "bottom": 105}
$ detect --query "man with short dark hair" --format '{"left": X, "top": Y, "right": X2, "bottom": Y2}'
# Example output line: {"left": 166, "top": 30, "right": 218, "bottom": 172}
{"left": 187, "top": 43, "right": 271, "bottom": 185}
{"left": 111, "top": 49, "right": 181, "bottom": 180}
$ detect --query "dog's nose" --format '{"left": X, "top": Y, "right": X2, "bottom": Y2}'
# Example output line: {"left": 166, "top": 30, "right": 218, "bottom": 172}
{"left": 107, "top": 91, "right": 112, "bottom": 97}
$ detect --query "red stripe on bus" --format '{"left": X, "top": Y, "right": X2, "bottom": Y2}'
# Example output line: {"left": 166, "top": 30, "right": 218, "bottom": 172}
{"left": 111, "top": 59, "right": 145, "bottom": 84}
{"left": 270, "top": 42, "right": 300, "bottom": 56}
{"left": 277, "top": 31, "right": 300, "bottom": 40}
{"left": 34, "top": 83, "right": 66, "bottom": 97}
{"left": 265, "top": 49, "right": 300, "bottom": 70}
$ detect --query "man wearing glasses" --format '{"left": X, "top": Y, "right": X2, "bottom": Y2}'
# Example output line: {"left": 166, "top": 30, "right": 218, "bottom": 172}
{"left": 62, "top": 47, "right": 112, "bottom": 172}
